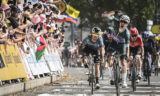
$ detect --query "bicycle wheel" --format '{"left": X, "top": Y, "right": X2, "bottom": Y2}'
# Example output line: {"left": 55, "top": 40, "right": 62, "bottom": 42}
{"left": 146, "top": 58, "right": 150, "bottom": 85}
{"left": 131, "top": 59, "right": 136, "bottom": 91}
{"left": 91, "top": 60, "right": 94, "bottom": 94}
{"left": 113, "top": 60, "right": 120, "bottom": 96}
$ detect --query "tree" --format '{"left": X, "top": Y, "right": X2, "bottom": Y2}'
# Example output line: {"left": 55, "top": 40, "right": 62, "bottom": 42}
{"left": 65, "top": 0, "right": 160, "bottom": 32}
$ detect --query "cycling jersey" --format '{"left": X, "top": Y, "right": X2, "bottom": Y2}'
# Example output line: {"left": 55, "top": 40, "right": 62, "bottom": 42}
{"left": 143, "top": 36, "right": 156, "bottom": 54}
{"left": 116, "top": 28, "right": 130, "bottom": 55}
{"left": 130, "top": 36, "right": 143, "bottom": 56}
{"left": 82, "top": 35, "right": 104, "bottom": 52}
{"left": 130, "top": 36, "right": 143, "bottom": 47}
{"left": 102, "top": 33, "right": 118, "bottom": 52}
{"left": 82, "top": 35, "right": 104, "bottom": 63}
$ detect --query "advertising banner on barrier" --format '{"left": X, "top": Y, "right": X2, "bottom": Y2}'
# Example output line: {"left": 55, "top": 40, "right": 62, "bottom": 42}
{"left": 44, "top": 48, "right": 64, "bottom": 72}
{"left": 19, "top": 47, "right": 34, "bottom": 80}
{"left": 0, "top": 44, "right": 27, "bottom": 81}
{"left": 44, "top": 50, "right": 57, "bottom": 72}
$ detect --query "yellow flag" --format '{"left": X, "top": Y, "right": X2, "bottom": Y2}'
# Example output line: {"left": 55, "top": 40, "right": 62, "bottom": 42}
{"left": 2, "top": 0, "right": 8, "bottom": 4}
{"left": 65, "top": 5, "right": 80, "bottom": 19}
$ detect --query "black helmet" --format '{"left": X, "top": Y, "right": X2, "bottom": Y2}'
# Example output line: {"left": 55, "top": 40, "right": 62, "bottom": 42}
{"left": 106, "top": 27, "right": 115, "bottom": 34}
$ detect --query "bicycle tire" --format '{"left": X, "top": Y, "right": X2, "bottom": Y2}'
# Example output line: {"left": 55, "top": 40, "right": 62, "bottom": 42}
{"left": 113, "top": 59, "right": 120, "bottom": 96}
{"left": 131, "top": 59, "right": 136, "bottom": 91}
{"left": 147, "top": 58, "right": 150, "bottom": 85}
{"left": 91, "top": 59, "right": 94, "bottom": 94}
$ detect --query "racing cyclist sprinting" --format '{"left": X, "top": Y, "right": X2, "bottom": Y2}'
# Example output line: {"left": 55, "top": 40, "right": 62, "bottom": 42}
{"left": 142, "top": 32, "right": 156, "bottom": 81}
{"left": 128, "top": 27, "right": 144, "bottom": 83}
{"left": 102, "top": 27, "right": 119, "bottom": 85}
{"left": 82, "top": 27, "right": 105, "bottom": 89}
{"left": 114, "top": 15, "right": 130, "bottom": 88}
{"left": 105, "top": 14, "right": 130, "bottom": 88}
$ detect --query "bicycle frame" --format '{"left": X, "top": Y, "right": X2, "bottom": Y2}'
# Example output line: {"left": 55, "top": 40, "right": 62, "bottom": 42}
{"left": 85, "top": 54, "right": 95, "bottom": 94}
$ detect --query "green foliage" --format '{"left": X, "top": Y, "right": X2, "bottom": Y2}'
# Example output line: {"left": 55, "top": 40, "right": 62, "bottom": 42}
{"left": 65, "top": 0, "right": 160, "bottom": 32}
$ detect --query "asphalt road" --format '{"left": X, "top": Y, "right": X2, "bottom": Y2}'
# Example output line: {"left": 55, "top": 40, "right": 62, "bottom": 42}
{"left": 13, "top": 67, "right": 160, "bottom": 96}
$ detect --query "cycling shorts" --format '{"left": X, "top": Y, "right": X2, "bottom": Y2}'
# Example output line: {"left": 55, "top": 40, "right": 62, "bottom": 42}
{"left": 130, "top": 46, "right": 141, "bottom": 56}
{"left": 83, "top": 47, "right": 100, "bottom": 63}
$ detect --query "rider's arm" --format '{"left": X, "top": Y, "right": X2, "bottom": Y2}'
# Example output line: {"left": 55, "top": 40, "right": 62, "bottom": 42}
{"left": 82, "top": 36, "right": 90, "bottom": 48}
{"left": 139, "top": 36, "right": 144, "bottom": 58}
{"left": 99, "top": 36, "right": 105, "bottom": 60}
{"left": 141, "top": 47, "right": 144, "bottom": 58}
{"left": 126, "top": 29, "right": 130, "bottom": 57}
{"left": 100, "top": 46, "right": 105, "bottom": 60}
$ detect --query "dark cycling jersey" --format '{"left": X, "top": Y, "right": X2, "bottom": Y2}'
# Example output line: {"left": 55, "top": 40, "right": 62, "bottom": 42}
{"left": 116, "top": 28, "right": 130, "bottom": 55}
{"left": 143, "top": 36, "right": 156, "bottom": 54}
{"left": 82, "top": 35, "right": 104, "bottom": 63}
{"left": 82, "top": 35, "right": 104, "bottom": 53}
{"left": 102, "top": 33, "right": 118, "bottom": 52}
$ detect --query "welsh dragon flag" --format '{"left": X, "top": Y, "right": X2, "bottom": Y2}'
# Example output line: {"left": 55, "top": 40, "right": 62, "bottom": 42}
{"left": 35, "top": 35, "right": 47, "bottom": 61}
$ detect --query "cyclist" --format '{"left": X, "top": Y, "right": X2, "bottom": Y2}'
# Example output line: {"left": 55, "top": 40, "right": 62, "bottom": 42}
{"left": 114, "top": 15, "right": 130, "bottom": 88}
{"left": 82, "top": 27, "right": 105, "bottom": 89}
{"left": 105, "top": 14, "right": 130, "bottom": 88}
{"left": 154, "top": 36, "right": 160, "bottom": 74}
{"left": 102, "top": 27, "right": 118, "bottom": 85}
{"left": 142, "top": 32, "right": 156, "bottom": 81}
{"left": 128, "top": 27, "right": 144, "bottom": 83}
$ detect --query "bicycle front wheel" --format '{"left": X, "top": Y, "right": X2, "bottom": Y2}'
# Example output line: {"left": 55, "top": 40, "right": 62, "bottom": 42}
{"left": 113, "top": 62, "right": 120, "bottom": 96}
{"left": 131, "top": 60, "right": 137, "bottom": 91}
{"left": 147, "top": 58, "right": 150, "bottom": 85}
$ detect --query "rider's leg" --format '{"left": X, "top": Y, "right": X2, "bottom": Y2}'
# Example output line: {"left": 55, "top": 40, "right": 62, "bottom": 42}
{"left": 151, "top": 53, "right": 156, "bottom": 73}
{"left": 136, "top": 55, "right": 142, "bottom": 78}
{"left": 95, "top": 62, "right": 100, "bottom": 89}
{"left": 108, "top": 55, "right": 114, "bottom": 80}
{"left": 95, "top": 63, "right": 100, "bottom": 82}
{"left": 108, "top": 55, "right": 114, "bottom": 85}
{"left": 128, "top": 56, "right": 133, "bottom": 72}
{"left": 121, "top": 55, "right": 127, "bottom": 87}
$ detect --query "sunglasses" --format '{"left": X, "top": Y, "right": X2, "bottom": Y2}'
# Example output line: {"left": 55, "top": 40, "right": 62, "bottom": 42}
{"left": 131, "top": 35, "right": 137, "bottom": 37}
{"left": 120, "top": 20, "right": 128, "bottom": 24}
{"left": 92, "top": 34, "right": 99, "bottom": 37}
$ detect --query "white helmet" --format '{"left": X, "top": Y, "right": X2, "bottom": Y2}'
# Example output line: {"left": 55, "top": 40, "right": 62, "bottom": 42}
{"left": 120, "top": 15, "right": 130, "bottom": 24}
{"left": 92, "top": 27, "right": 101, "bottom": 34}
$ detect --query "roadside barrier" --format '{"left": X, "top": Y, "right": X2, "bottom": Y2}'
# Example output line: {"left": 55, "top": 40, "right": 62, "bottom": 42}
{"left": 0, "top": 44, "right": 27, "bottom": 81}
{"left": 0, "top": 43, "right": 64, "bottom": 85}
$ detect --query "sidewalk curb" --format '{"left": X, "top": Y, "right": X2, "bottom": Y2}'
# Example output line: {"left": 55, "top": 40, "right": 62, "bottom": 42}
{"left": 0, "top": 75, "right": 61, "bottom": 96}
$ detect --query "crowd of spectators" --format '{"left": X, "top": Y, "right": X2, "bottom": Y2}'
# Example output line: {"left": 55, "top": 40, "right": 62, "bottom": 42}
{"left": 0, "top": 0, "right": 67, "bottom": 56}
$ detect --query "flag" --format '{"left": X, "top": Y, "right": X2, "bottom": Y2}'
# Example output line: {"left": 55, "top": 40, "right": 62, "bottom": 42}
{"left": 65, "top": 5, "right": 80, "bottom": 24}
{"left": 35, "top": 35, "right": 47, "bottom": 61}
{"left": 56, "top": 16, "right": 77, "bottom": 24}
{"left": 2, "top": 0, "right": 8, "bottom": 4}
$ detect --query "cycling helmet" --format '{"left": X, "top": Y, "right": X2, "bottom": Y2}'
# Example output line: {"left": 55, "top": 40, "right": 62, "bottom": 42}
{"left": 130, "top": 27, "right": 138, "bottom": 35}
{"left": 106, "top": 27, "right": 114, "bottom": 37}
{"left": 106, "top": 27, "right": 115, "bottom": 34}
{"left": 142, "top": 32, "right": 149, "bottom": 39}
{"left": 120, "top": 15, "right": 130, "bottom": 24}
{"left": 92, "top": 27, "right": 101, "bottom": 34}
{"left": 155, "top": 36, "right": 159, "bottom": 41}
